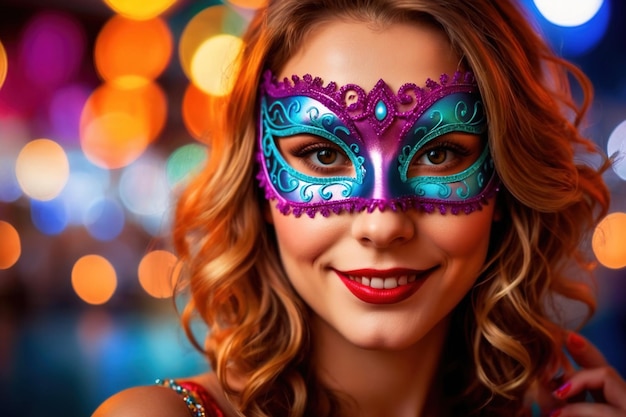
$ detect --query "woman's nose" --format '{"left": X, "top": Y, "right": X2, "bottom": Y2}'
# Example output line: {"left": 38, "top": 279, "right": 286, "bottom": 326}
{"left": 351, "top": 208, "right": 416, "bottom": 248}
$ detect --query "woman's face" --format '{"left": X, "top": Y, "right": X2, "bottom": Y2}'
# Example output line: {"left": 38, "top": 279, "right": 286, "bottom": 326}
{"left": 267, "top": 19, "right": 497, "bottom": 350}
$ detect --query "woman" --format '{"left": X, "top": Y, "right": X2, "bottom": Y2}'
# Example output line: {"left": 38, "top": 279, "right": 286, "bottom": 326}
{"left": 93, "top": 0, "right": 626, "bottom": 416}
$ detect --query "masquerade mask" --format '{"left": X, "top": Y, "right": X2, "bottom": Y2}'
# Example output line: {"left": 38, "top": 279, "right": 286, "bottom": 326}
{"left": 257, "top": 70, "right": 498, "bottom": 217}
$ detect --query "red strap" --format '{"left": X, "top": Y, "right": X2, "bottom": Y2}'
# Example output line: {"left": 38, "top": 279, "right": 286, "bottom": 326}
{"left": 176, "top": 381, "right": 225, "bottom": 417}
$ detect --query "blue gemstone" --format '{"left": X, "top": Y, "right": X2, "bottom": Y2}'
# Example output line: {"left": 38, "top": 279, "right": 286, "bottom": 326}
{"left": 375, "top": 100, "right": 387, "bottom": 121}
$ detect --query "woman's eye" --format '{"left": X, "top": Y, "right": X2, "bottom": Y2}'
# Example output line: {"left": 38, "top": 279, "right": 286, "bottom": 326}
{"left": 423, "top": 149, "right": 448, "bottom": 165}
{"left": 408, "top": 135, "right": 483, "bottom": 177}
{"left": 415, "top": 146, "right": 459, "bottom": 167}
{"left": 277, "top": 135, "right": 355, "bottom": 177}
{"left": 314, "top": 148, "right": 340, "bottom": 165}
{"left": 304, "top": 145, "right": 350, "bottom": 171}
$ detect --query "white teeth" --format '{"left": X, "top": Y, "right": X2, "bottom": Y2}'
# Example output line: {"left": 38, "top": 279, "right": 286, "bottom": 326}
{"left": 384, "top": 278, "right": 398, "bottom": 289}
{"left": 370, "top": 277, "right": 384, "bottom": 289}
{"left": 347, "top": 274, "right": 418, "bottom": 288}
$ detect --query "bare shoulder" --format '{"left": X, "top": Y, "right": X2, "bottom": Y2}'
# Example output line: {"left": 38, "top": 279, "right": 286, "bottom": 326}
{"left": 91, "top": 385, "right": 191, "bottom": 417}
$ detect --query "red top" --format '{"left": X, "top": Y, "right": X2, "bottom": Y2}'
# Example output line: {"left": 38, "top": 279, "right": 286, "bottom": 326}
{"left": 178, "top": 381, "right": 225, "bottom": 417}
{"left": 157, "top": 379, "right": 225, "bottom": 417}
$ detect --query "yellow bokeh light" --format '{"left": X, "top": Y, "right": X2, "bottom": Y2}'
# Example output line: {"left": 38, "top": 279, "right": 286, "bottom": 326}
{"left": 0, "top": 221, "right": 21, "bottom": 270}
{"left": 72, "top": 255, "right": 117, "bottom": 305}
{"left": 15, "top": 139, "right": 69, "bottom": 201}
{"left": 190, "top": 34, "right": 243, "bottom": 96}
{"left": 80, "top": 81, "right": 167, "bottom": 169}
{"left": 137, "top": 250, "right": 181, "bottom": 298}
{"left": 0, "top": 40, "right": 7, "bottom": 90}
{"left": 592, "top": 212, "right": 626, "bottom": 269}
{"left": 103, "top": 0, "right": 177, "bottom": 20}
{"left": 179, "top": 5, "right": 246, "bottom": 81}
{"left": 95, "top": 15, "right": 172, "bottom": 83}
{"left": 226, "top": 0, "right": 267, "bottom": 9}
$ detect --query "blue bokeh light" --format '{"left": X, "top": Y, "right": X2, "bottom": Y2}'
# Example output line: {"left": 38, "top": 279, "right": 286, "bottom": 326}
{"left": 84, "top": 197, "right": 125, "bottom": 241}
{"left": 30, "top": 197, "right": 69, "bottom": 235}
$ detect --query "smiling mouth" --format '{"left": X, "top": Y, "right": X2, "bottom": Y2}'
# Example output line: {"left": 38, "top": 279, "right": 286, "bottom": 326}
{"left": 344, "top": 274, "right": 417, "bottom": 289}
{"left": 335, "top": 267, "right": 436, "bottom": 304}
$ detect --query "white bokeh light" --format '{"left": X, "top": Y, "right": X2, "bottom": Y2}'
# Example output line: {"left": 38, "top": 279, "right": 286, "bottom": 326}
{"left": 118, "top": 152, "right": 171, "bottom": 220}
{"left": 533, "top": 0, "right": 603, "bottom": 27}
{"left": 607, "top": 120, "right": 626, "bottom": 180}
{"left": 61, "top": 151, "right": 111, "bottom": 225}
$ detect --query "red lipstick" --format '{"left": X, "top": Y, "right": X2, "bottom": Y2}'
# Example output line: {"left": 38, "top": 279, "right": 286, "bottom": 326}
{"left": 334, "top": 267, "right": 433, "bottom": 305}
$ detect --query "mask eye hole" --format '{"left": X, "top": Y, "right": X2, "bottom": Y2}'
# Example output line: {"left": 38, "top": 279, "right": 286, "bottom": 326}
{"left": 407, "top": 133, "right": 485, "bottom": 178}
{"left": 277, "top": 134, "right": 356, "bottom": 177}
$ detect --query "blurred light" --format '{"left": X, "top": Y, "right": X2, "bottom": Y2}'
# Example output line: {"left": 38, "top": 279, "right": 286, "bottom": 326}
{"left": 225, "top": 0, "right": 267, "bottom": 9}
{"left": 0, "top": 117, "right": 28, "bottom": 201}
{"left": 191, "top": 34, "right": 243, "bottom": 96}
{"left": 59, "top": 151, "right": 110, "bottom": 225}
{"left": 0, "top": 44, "right": 40, "bottom": 117}
{"left": 179, "top": 5, "right": 246, "bottom": 81}
{"left": 138, "top": 250, "right": 180, "bottom": 298}
{"left": 0, "top": 221, "right": 21, "bottom": 269}
{"left": 15, "top": 139, "right": 70, "bottom": 201}
{"left": 182, "top": 83, "right": 213, "bottom": 142}
{"left": 19, "top": 11, "right": 86, "bottom": 89}
{"left": 95, "top": 16, "right": 172, "bottom": 85}
{"left": 103, "top": 0, "right": 177, "bottom": 20}
{"left": 0, "top": 160, "right": 21, "bottom": 202}
{"left": 533, "top": 0, "right": 603, "bottom": 27}
{"left": 48, "top": 84, "right": 91, "bottom": 146}
{"left": 607, "top": 119, "right": 626, "bottom": 180}
{"left": 80, "top": 81, "right": 167, "bottom": 169}
{"left": 30, "top": 197, "right": 69, "bottom": 235}
{"left": 72, "top": 255, "right": 117, "bottom": 305}
{"left": 0, "top": 40, "right": 7, "bottom": 90}
{"left": 84, "top": 197, "right": 125, "bottom": 241}
{"left": 81, "top": 112, "right": 149, "bottom": 169}
{"left": 592, "top": 212, "right": 626, "bottom": 269}
{"left": 522, "top": 0, "right": 610, "bottom": 56}
{"left": 118, "top": 154, "right": 170, "bottom": 217}
{"left": 166, "top": 143, "right": 207, "bottom": 188}
{"left": 76, "top": 310, "right": 113, "bottom": 361}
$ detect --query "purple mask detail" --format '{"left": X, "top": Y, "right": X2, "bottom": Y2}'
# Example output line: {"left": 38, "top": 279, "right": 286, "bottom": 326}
{"left": 257, "top": 70, "right": 498, "bottom": 218}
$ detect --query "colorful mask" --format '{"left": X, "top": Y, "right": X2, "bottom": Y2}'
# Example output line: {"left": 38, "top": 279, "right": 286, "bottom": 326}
{"left": 256, "top": 70, "right": 498, "bottom": 217}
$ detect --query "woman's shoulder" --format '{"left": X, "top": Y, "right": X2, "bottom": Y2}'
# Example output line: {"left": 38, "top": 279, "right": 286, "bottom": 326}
{"left": 91, "top": 384, "right": 194, "bottom": 417}
{"left": 91, "top": 373, "right": 232, "bottom": 417}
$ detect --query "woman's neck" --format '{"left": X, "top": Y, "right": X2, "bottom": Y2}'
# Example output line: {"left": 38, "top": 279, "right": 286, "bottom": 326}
{"left": 311, "top": 316, "right": 450, "bottom": 417}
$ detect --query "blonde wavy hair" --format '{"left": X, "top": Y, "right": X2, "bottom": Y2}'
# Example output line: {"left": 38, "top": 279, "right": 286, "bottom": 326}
{"left": 172, "top": 0, "right": 610, "bottom": 415}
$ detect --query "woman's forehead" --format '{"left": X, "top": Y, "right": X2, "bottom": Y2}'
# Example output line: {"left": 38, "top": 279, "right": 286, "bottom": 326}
{"left": 279, "top": 19, "right": 460, "bottom": 92}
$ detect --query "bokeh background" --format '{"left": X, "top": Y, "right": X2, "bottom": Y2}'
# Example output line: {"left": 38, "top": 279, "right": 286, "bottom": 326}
{"left": 0, "top": 0, "right": 624, "bottom": 416}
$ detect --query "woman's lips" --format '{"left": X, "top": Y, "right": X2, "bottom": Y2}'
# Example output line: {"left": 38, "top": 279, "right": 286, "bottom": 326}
{"left": 334, "top": 267, "right": 435, "bottom": 305}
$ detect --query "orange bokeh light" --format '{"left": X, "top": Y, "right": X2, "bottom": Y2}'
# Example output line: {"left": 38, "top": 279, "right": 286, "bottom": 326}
{"left": 0, "top": 221, "right": 21, "bottom": 269}
{"left": 182, "top": 83, "right": 215, "bottom": 142}
{"left": 0, "top": 40, "right": 7, "bottom": 90}
{"left": 592, "top": 212, "right": 626, "bottom": 269}
{"left": 71, "top": 255, "right": 117, "bottom": 305}
{"left": 226, "top": 0, "right": 267, "bottom": 9}
{"left": 137, "top": 250, "right": 181, "bottom": 298}
{"left": 95, "top": 15, "right": 172, "bottom": 83}
{"left": 80, "top": 81, "right": 167, "bottom": 169}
